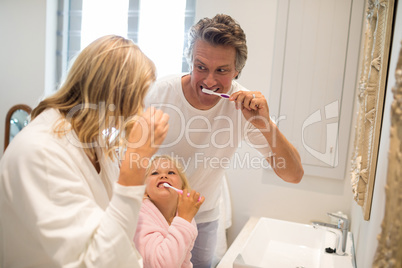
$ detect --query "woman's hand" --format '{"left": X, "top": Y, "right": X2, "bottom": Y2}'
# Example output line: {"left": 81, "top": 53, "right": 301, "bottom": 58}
{"left": 118, "top": 107, "right": 169, "bottom": 186}
{"left": 126, "top": 107, "right": 169, "bottom": 157}
{"left": 177, "top": 189, "right": 205, "bottom": 223}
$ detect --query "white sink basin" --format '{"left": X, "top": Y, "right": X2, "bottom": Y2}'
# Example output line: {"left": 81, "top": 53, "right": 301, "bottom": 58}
{"left": 233, "top": 217, "right": 355, "bottom": 268}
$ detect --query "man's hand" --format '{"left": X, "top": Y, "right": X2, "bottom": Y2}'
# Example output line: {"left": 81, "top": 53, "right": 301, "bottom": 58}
{"left": 229, "top": 91, "right": 271, "bottom": 130}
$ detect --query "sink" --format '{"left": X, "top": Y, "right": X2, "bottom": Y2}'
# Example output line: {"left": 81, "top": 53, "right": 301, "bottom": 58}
{"left": 232, "top": 217, "right": 355, "bottom": 268}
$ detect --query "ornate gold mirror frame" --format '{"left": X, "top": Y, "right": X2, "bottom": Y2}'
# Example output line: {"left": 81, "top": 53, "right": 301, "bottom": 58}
{"left": 350, "top": 0, "right": 395, "bottom": 221}
{"left": 372, "top": 39, "right": 402, "bottom": 268}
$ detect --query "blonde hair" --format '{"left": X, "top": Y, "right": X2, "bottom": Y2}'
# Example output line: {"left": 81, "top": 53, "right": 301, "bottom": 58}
{"left": 31, "top": 35, "right": 156, "bottom": 160}
{"left": 145, "top": 155, "right": 190, "bottom": 191}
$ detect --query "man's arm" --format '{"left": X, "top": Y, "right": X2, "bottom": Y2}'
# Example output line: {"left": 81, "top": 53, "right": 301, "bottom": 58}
{"left": 261, "top": 120, "right": 303, "bottom": 183}
{"left": 230, "top": 90, "right": 304, "bottom": 183}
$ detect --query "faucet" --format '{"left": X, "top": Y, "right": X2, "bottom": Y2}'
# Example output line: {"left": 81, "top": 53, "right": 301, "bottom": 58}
{"left": 312, "top": 212, "right": 349, "bottom": 255}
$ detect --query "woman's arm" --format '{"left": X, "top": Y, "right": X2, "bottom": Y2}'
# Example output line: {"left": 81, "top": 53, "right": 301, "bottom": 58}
{"left": 1, "top": 140, "right": 144, "bottom": 267}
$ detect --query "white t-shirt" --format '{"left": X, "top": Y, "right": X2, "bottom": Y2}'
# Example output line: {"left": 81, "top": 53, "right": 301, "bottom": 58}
{"left": 145, "top": 74, "right": 272, "bottom": 223}
{"left": 0, "top": 109, "right": 144, "bottom": 267}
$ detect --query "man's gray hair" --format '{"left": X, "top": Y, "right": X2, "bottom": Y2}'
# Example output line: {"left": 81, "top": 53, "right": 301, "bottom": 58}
{"left": 185, "top": 14, "right": 247, "bottom": 79}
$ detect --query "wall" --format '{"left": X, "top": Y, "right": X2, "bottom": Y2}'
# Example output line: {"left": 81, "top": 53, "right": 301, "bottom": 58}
{"left": 350, "top": 1, "right": 402, "bottom": 267}
{"left": 0, "top": 0, "right": 57, "bottom": 155}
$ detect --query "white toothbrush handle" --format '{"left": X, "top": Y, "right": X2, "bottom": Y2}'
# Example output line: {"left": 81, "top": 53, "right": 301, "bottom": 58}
{"left": 212, "top": 92, "right": 229, "bottom": 98}
{"left": 167, "top": 184, "right": 183, "bottom": 193}
{"left": 202, "top": 88, "right": 230, "bottom": 98}
{"left": 164, "top": 183, "right": 201, "bottom": 201}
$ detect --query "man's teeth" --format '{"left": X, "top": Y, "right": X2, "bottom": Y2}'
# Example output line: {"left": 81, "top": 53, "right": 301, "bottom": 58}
{"left": 201, "top": 86, "right": 219, "bottom": 92}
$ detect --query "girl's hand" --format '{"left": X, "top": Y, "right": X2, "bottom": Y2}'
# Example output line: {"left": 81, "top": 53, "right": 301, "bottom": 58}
{"left": 177, "top": 189, "right": 205, "bottom": 223}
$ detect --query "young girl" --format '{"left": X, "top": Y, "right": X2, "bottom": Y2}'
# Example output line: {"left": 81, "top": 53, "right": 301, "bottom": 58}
{"left": 134, "top": 155, "right": 205, "bottom": 268}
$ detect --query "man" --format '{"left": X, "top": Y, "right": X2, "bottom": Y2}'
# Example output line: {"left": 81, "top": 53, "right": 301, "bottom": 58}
{"left": 145, "top": 14, "right": 304, "bottom": 268}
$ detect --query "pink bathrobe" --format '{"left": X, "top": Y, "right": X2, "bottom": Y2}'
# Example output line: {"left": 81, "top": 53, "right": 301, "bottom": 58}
{"left": 134, "top": 198, "right": 198, "bottom": 268}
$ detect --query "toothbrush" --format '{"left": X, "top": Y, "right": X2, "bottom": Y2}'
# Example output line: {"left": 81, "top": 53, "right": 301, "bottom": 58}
{"left": 163, "top": 183, "right": 202, "bottom": 201}
{"left": 202, "top": 88, "right": 230, "bottom": 99}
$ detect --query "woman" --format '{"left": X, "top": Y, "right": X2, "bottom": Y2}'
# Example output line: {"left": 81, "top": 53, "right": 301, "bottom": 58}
{"left": 0, "top": 35, "right": 169, "bottom": 267}
{"left": 134, "top": 155, "right": 204, "bottom": 268}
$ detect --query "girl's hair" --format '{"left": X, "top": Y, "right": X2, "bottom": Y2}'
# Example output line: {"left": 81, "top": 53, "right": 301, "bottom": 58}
{"left": 145, "top": 155, "right": 190, "bottom": 190}
{"left": 31, "top": 35, "right": 156, "bottom": 160}
{"left": 185, "top": 14, "right": 247, "bottom": 78}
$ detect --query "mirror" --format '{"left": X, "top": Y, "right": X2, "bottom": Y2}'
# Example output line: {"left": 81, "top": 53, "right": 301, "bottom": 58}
{"left": 373, "top": 26, "right": 402, "bottom": 267}
{"left": 350, "top": 0, "right": 396, "bottom": 220}
{"left": 4, "top": 104, "right": 32, "bottom": 151}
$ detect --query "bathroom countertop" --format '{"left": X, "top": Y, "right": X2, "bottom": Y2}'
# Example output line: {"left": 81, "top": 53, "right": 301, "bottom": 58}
{"left": 217, "top": 217, "right": 259, "bottom": 268}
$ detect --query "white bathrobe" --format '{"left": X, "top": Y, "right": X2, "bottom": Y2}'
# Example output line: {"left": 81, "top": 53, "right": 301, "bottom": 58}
{"left": 0, "top": 109, "right": 144, "bottom": 268}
